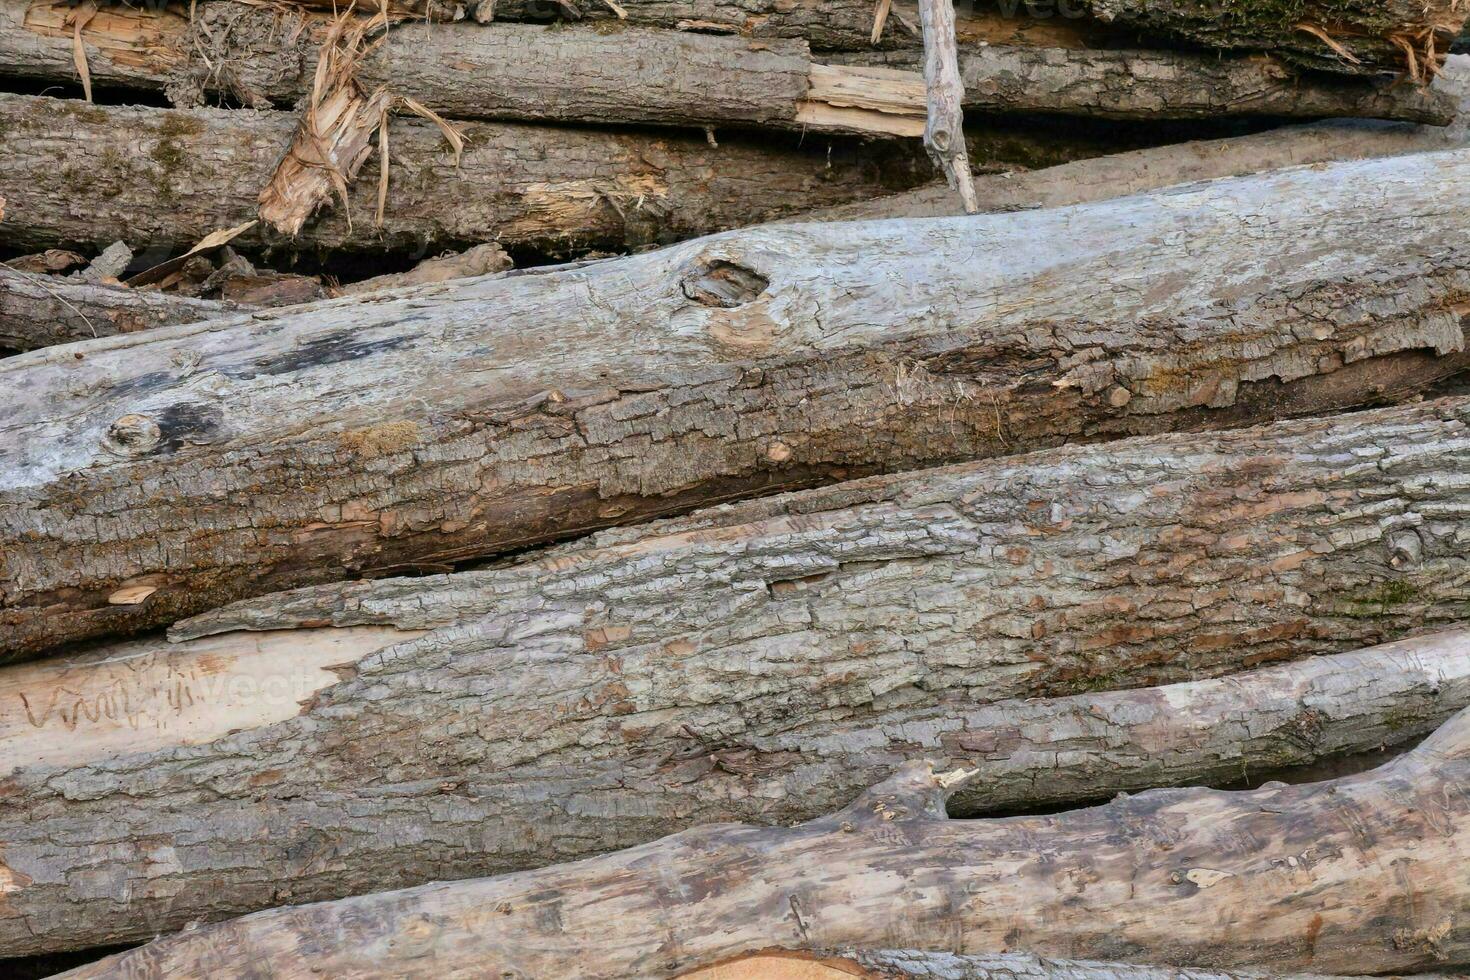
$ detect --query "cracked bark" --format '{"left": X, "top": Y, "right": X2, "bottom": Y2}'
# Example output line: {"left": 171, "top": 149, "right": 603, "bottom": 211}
{"left": 0, "top": 92, "right": 930, "bottom": 258}
{"left": 0, "top": 267, "right": 240, "bottom": 353}
{"left": 5, "top": 395, "right": 1470, "bottom": 953}
{"left": 4, "top": 148, "right": 1470, "bottom": 658}
{"left": 4, "top": 4, "right": 1451, "bottom": 133}
{"left": 55, "top": 707, "right": 1470, "bottom": 977}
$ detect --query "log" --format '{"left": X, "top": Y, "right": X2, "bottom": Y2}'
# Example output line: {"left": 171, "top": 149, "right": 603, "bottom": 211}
{"left": 1, "top": 3, "right": 1453, "bottom": 131}
{"left": 1085, "top": 0, "right": 1468, "bottom": 78}
{"left": 0, "top": 92, "right": 930, "bottom": 257}
{"left": 55, "top": 706, "right": 1470, "bottom": 977}
{"left": 0, "top": 267, "right": 239, "bottom": 352}
{"left": 812, "top": 55, "right": 1470, "bottom": 221}
{"left": 6, "top": 388, "right": 1470, "bottom": 953}
{"left": 679, "top": 950, "right": 1419, "bottom": 980}
{"left": 4, "top": 148, "right": 1470, "bottom": 658}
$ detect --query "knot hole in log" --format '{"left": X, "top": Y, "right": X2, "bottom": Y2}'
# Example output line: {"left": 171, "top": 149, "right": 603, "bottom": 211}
{"left": 104, "top": 413, "right": 162, "bottom": 456}
{"left": 681, "top": 259, "right": 770, "bottom": 309}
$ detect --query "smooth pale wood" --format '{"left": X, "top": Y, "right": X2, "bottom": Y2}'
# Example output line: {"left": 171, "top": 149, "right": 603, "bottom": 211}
{"left": 4, "top": 149, "right": 1470, "bottom": 658}
{"left": 0, "top": 626, "right": 419, "bottom": 770}
{"left": 0, "top": 91, "right": 930, "bottom": 257}
{"left": 57, "top": 706, "right": 1470, "bottom": 977}
{"left": 6, "top": 393, "right": 1470, "bottom": 954}
{"left": 2, "top": 3, "right": 1450, "bottom": 129}
{"left": 811, "top": 56, "right": 1470, "bottom": 221}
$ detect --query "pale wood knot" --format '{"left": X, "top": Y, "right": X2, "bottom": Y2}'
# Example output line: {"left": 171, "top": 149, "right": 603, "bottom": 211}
{"left": 104, "top": 413, "right": 161, "bottom": 455}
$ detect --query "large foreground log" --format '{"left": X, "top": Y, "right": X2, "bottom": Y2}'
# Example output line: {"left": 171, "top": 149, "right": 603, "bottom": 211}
{"left": 5, "top": 392, "right": 1470, "bottom": 953}
{"left": 59, "top": 705, "right": 1470, "bottom": 978}
{"left": 0, "top": 92, "right": 930, "bottom": 257}
{"left": 1, "top": 2, "right": 1453, "bottom": 130}
{"left": 5, "top": 148, "right": 1470, "bottom": 657}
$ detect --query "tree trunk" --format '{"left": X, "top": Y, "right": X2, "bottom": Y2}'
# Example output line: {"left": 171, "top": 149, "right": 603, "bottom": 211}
{"left": 4, "top": 148, "right": 1470, "bottom": 658}
{"left": 5, "top": 391, "right": 1470, "bottom": 954}
{"left": 0, "top": 92, "right": 930, "bottom": 258}
{"left": 1085, "top": 0, "right": 1467, "bottom": 77}
{"left": 3, "top": 3, "right": 1454, "bottom": 131}
{"left": 55, "top": 705, "right": 1470, "bottom": 978}
{"left": 0, "top": 267, "right": 239, "bottom": 352}
{"left": 811, "top": 55, "right": 1470, "bottom": 221}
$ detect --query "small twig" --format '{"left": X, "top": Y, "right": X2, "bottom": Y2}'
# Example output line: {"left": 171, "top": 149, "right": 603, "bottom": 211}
{"left": 917, "top": 0, "right": 978, "bottom": 213}
{"left": 8, "top": 268, "right": 98, "bottom": 338}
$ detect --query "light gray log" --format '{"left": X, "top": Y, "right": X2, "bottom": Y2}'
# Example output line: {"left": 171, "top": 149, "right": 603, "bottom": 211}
{"left": 55, "top": 707, "right": 1470, "bottom": 977}
{"left": 0, "top": 267, "right": 240, "bottom": 352}
{"left": 812, "top": 55, "right": 1470, "bottom": 221}
{"left": 2, "top": 3, "right": 1451, "bottom": 132}
{"left": 4, "top": 148, "right": 1470, "bottom": 658}
{"left": 0, "top": 91, "right": 929, "bottom": 257}
{"left": 5, "top": 393, "right": 1470, "bottom": 954}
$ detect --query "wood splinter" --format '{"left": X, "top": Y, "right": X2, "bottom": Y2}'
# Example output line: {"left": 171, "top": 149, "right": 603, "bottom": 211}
{"left": 917, "top": 0, "right": 977, "bottom": 213}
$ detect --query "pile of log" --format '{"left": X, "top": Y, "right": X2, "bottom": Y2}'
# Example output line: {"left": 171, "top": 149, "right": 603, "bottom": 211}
{"left": 3, "top": 0, "right": 1470, "bottom": 976}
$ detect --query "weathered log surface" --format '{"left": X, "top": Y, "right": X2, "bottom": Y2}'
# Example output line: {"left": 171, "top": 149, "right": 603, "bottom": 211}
{"left": 1085, "top": 0, "right": 1467, "bottom": 77}
{"left": 683, "top": 950, "right": 1423, "bottom": 980}
{"left": 6, "top": 393, "right": 1470, "bottom": 954}
{"left": 4, "top": 148, "right": 1470, "bottom": 658}
{"left": 0, "top": 267, "right": 239, "bottom": 352}
{"left": 57, "top": 706, "right": 1470, "bottom": 977}
{"left": 0, "top": 92, "right": 930, "bottom": 257}
{"left": 3, "top": 3, "right": 1453, "bottom": 131}
{"left": 814, "top": 55, "right": 1470, "bottom": 221}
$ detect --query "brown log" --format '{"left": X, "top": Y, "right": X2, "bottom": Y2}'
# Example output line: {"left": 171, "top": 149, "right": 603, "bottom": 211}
{"left": 1085, "top": 0, "right": 1468, "bottom": 78}
{"left": 812, "top": 55, "right": 1470, "bottom": 221}
{"left": 5, "top": 387, "right": 1470, "bottom": 953}
{"left": 0, "top": 3, "right": 1453, "bottom": 132}
{"left": 0, "top": 91, "right": 931, "bottom": 257}
{"left": 3, "top": 148, "right": 1470, "bottom": 658}
{"left": 0, "top": 266, "right": 239, "bottom": 352}
{"left": 55, "top": 705, "right": 1470, "bottom": 978}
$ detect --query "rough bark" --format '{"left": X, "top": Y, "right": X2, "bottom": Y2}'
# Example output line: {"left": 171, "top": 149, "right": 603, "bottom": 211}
{"left": 811, "top": 55, "right": 1470, "bottom": 221}
{"left": 7, "top": 5, "right": 1450, "bottom": 138}
{"left": 57, "top": 707, "right": 1470, "bottom": 978}
{"left": 1085, "top": 0, "right": 1468, "bottom": 77}
{"left": 681, "top": 950, "right": 1424, "bottom": 980}
{"left": 0, "top": 92, "right": 930, "bottom": 258}
{"left": 0, "top": 267, "right": 239, "bottom": 352}
{"left": 7, "top": 394, "right": 1470, "bottom": 953}
{"left": 5, "top": 148, "right": 1470, "bottom": 658}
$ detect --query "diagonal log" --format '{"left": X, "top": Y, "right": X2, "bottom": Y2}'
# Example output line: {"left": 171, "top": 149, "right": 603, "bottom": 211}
{"left": 5, "top": 149, "right": 1470, "bottom": 658}
{"left": 5, "top": 394, "right": 1470, "bottom": 954}
{"left": 56, "top": 705, "right": 1470, "bottom": 977}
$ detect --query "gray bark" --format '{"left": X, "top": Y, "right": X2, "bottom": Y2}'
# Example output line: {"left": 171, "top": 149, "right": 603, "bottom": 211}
{"left": 0, "top": 92, "right": 930, "bottom": 258}
{"left": 4, "top": 148, "right": 1470, "bottom": 658}
{"left": 0, "top": 267, "right": 239, "bottom": 352}
{"left": 810, "top": 55, "right": 1470, "bottom": 221}
{"left": 6, "top": 393, "right": 1470, "bottom": 954}
{"left": 55, "top": 707, "right": 1470, "bottom": 977}
{"left": 3, "top": 4, "right": 1452, "bottom": 130}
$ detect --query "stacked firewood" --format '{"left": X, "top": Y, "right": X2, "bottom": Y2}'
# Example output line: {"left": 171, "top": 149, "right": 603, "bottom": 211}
{"left": 3, "top": 0, "right": 1470, "bottom": 976}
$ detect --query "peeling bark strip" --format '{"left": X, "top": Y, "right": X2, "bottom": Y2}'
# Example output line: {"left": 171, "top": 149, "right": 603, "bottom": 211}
{"left": 6, "top": 150, "right": 1470, "bottom": 658}
{"left": 1085, "top": 0, "right": 1469, "bottom": 77}
{"left": 7, "top": 394, "right": 1470, "bottom": 953}
{"left": 0, "top": 267, "right": 239, "bottom": 352}
{"left": 811, "top": 55, "right": 1470, "bottom": 222}
{"left": 58, "top": 709, "right": 1470, "bottom": 978}
{"left": 7, "top": 5, "right": 1451, "bottom": 137}
{"left": 0, "top": 92, "right": 929, "bottom": 257}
